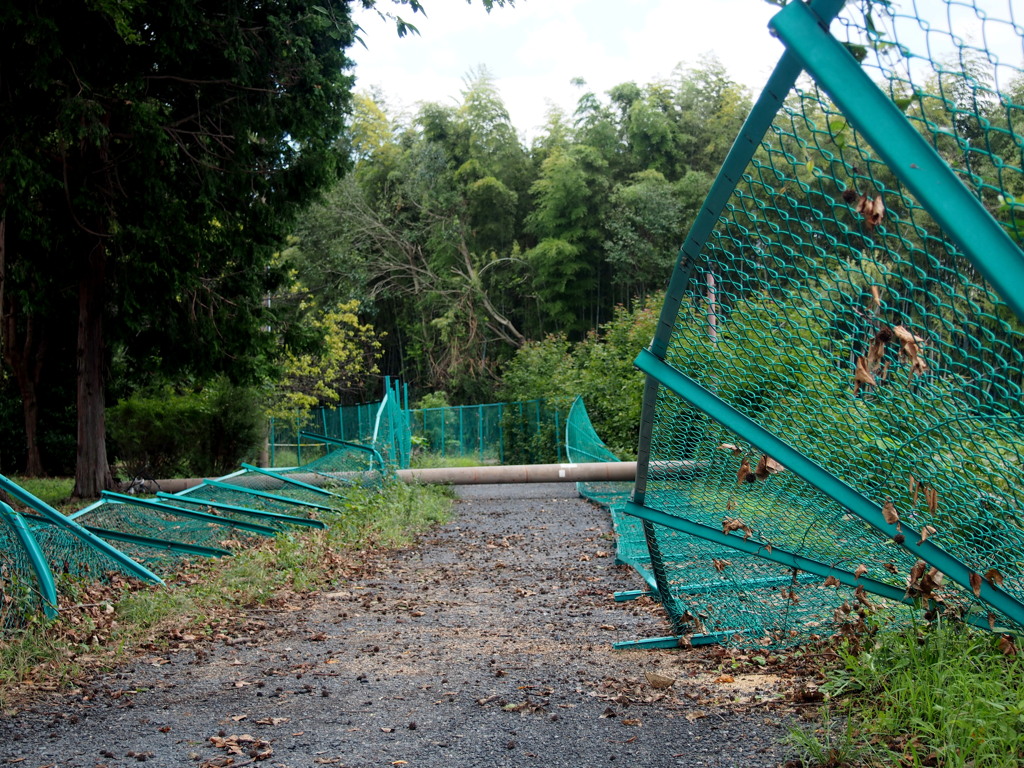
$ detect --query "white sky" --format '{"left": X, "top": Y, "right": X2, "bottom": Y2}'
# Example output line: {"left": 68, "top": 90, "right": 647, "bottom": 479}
{"left": 349, "top": 0, "right": 786, "bottom": 141}
{"left": 349, "top": 1, "right": 1024, "bottom": 142}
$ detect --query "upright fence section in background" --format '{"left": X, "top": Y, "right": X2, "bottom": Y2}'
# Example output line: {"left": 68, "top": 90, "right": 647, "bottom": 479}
{"left": 628, "top": 0, "right": 1024, "bottom": 648}
{"left": 268, "top": 400, "right": 381, "bottom": 467}
{"left": 410, "top": 398, "right": 567, "bottom": 466}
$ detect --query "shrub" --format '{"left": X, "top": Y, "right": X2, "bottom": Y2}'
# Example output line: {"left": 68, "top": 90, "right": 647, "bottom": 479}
{"left": 108, "top": 377, "right": 264, "bottom": 479}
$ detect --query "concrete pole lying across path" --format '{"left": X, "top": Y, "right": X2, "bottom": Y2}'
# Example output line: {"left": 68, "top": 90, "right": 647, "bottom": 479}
{"left": 394, "top": 461, "right": 639, "bottom": 485}
{"left": 141, "top": 460, "right": 702, "bottom": 494}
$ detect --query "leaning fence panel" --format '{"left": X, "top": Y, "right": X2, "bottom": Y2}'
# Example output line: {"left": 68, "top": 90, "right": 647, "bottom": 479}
{"left": 632, "top": 0, "right": 1024, "bottom": 647}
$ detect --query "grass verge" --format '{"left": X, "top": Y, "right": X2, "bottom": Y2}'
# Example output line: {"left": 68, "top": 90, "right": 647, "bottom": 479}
{"left": 0, "top": 478, "right": 453, "bottom": 712}
{"left": 786, "top": 621, "right": 1024, "bottom": 767}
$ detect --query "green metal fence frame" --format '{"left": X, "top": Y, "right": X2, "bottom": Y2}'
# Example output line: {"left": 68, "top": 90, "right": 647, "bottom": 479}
{"left": 628, "top": 0, "right": 1024, "bottom": 640}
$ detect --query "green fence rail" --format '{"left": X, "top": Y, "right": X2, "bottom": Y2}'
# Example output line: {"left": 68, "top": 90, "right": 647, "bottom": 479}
{"left": 630, "top": 0, "right": 1024, "bottom": 648}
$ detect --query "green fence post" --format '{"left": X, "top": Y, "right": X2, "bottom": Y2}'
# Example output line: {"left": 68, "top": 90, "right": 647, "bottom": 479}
{"left": 498, "top": 403, "right": 505, "bottom": 464}
{"left": 553, "top": 407, "right": 562, "bottom": 463}
{"left": 268, "top": 417, "right": 276, "bottom": 467}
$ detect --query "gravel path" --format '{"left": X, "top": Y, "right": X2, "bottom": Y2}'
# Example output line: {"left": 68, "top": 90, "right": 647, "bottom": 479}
{"left": 1, "top": 484, "right": 806, "bottom": 768}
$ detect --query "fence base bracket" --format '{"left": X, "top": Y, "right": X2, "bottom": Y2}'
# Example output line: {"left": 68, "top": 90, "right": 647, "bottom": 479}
{"left": 613, "top": 630, "right": 741, "bottom": 650}
{"left": 613, "top": 589, "right": 655, "bottom": 602}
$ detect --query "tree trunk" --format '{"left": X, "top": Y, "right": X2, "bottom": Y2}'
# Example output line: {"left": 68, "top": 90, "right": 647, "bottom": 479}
{"left": 73, "top": 241, "right": 114, "bottom": 497}
{"left": 0, "top": 218, "right": 47, "bottom": 476}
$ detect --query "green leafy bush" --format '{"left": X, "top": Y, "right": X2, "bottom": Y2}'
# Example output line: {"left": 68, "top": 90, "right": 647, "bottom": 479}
{"left": 498, "top": 296, "right": 660, "bottom": 458}
{"left": 107, "top": 377, "right": 264, "bottom": 479}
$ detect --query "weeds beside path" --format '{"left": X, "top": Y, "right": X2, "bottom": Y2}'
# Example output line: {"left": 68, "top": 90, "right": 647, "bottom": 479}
{"left": 0, "top": 483, "right": 813, "bottom": 768}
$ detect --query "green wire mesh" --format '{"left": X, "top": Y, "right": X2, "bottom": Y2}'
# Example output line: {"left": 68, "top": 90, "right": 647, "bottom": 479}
{"left": 633, "top": 0, "right": 1024, "bottom": 647}
{"left": 567, "top": 395, "right": 886, "bottom": 646}
{"left": 564, "top": 397, "right": 649, "bottom": 568}
{"left": 370, "top": 378, "right": 412, "bottom": 470}
{"left": 171, "top": 481, "right": 330, "bottom": 519}
{"left": 71, "top": 499, "right": 261, "bottom": 556}
{"left": 410, "top": 399, "right": 567, "bottom": 465}
{"left": 268, "top": 401, "right": 381, "bottom": 466}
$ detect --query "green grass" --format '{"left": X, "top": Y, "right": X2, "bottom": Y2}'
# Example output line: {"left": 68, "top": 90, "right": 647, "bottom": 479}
{"left": 0, "top": 477, "right": 453, "bottom": 711}
{"left": 410, "top": 452, "right": 492, "bottom": 469}
{"left": 788, "top": 621, "right": 1024, "bottom": 767}
{"left": 5, "top": 476, "right": 76, "bottom": 506}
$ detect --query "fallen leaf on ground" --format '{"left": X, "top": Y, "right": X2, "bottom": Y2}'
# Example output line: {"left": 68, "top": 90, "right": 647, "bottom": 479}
{"left": 644, "top": 672, "right": 675, "bottom": 689}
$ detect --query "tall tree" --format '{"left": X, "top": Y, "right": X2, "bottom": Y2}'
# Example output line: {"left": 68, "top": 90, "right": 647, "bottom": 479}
{"left": 1, "top": 1, "right": 357, "bottom": 495}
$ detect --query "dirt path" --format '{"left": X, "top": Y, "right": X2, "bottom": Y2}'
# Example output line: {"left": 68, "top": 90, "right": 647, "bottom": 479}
{"left": 1, "top": 484, "right": 808, "bottom": 768}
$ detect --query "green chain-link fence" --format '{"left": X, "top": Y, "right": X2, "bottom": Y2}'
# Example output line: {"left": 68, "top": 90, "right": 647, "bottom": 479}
{"left": 410, "top": 398, "right": 567, "bottom": 465}
{"left": 0, "top": 382, "right": 411, "bottom": 625}
{"left": 627, "top": 0, "right": 1024, "bottom": 648}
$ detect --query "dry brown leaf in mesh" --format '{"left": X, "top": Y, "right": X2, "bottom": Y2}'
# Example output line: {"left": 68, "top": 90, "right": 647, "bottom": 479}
{"left": 916, "top": 524, "right": 937, "bottom": 546}
{"left": 754, "top": 453, "right": 770, "bottom": 480}
{"left": 985, "top": 568, "right": 1005, "bottom": 588}
{"left": 867, "top": 195, "right": 886, "bottom": 229}
{"left": 869, "top": 284, "right": 883, "bottom": 312}
{"left": 907, "top": 560, "right": 927, "bottom": 591}
{"left": 722, "top": 517, "right": 753, "bottom": 540}
{"left": 823, "top": 575, "right": 841, "bottom": 587}
{"left": 909, "top": 474, "right": 920, "bottom": 506}
{"left": 854, "top": 564, "right": 868, "bottom": 580}
{"left": 881, "top": 499, "right": 900, "bottom": 527}
{"left": 919, "top": 567, "right": 944, "bottom": 597}
{"left": 854, "top": 585, "right": 874, "bottom": 610}
{"left": 892, "top": 325, "right": 925, "bottom": 346}
{"left": 853, "top": 357, "right": 876, "bottom": 395}
{"left": 718, "top": 443, "right": 744, "bottom": 456}
{"left": 736, "top": 457, "right": 752, "bottom": 486}
{"left": 1000, "top": 635, "right": 1018, "bottom": 656}
{"left": 752, "top": 453, "right": 785, "bottom": 480}
{"left": 866, "top": 335, "right": 888, "bottom": 371}
{"left": 970, "top": 572, "right": 983, "bottom": 598}
{"left": 924, "top": 486, "right": 938, "bottom": 516}
{"left": 909, "top": 355, "right": 929, "bottom": 381}
{"left": 712, "top": 558, "right": 732, "bottom": 572}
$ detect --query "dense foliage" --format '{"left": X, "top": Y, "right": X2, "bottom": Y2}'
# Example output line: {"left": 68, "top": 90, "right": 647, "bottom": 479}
{"left": 288, "top": 56, "right": 751, "bottom": 402}
{"left": 106, "top": 377, "right": 266, "bottom": 479}
{"left": 1, "top": 0, "right": 362, "bottom": 493}
{"left": 498, "top": 297, "right": 661, "bottom": 458}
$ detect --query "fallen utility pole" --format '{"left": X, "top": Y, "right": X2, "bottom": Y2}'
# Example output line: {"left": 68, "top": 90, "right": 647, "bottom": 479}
{"left": 394, "top": 461, "right": 638, "bottom": 485}
{"left": 140, "top": 460, "right": 701, "bottom": 494}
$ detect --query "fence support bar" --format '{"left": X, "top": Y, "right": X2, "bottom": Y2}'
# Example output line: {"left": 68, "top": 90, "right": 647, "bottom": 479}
{"left": 156, "top": 492, "right": 327, "bottom": 529}
{"left": 20, "top": 515, "right": 233, "bottom": 559}
{"left": 624, "top": 500, "right": 996, "bottom": 634}
{"left": 0, "top": 473, "right": 163, "bottom": 585}
{"left": 0, "top": 503, "right": 59, "bottom": 619}
{"left": 178, "top": 481, "right": 333, "bottom": 512}
{"left": 99, "top": 492, "right": 278, "bottom": 536}
{"left": 613, "top": 631, "right": 744, "bottom": 650}
{"left": 239, "top": 464, "right": 338, "bottom": 497}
